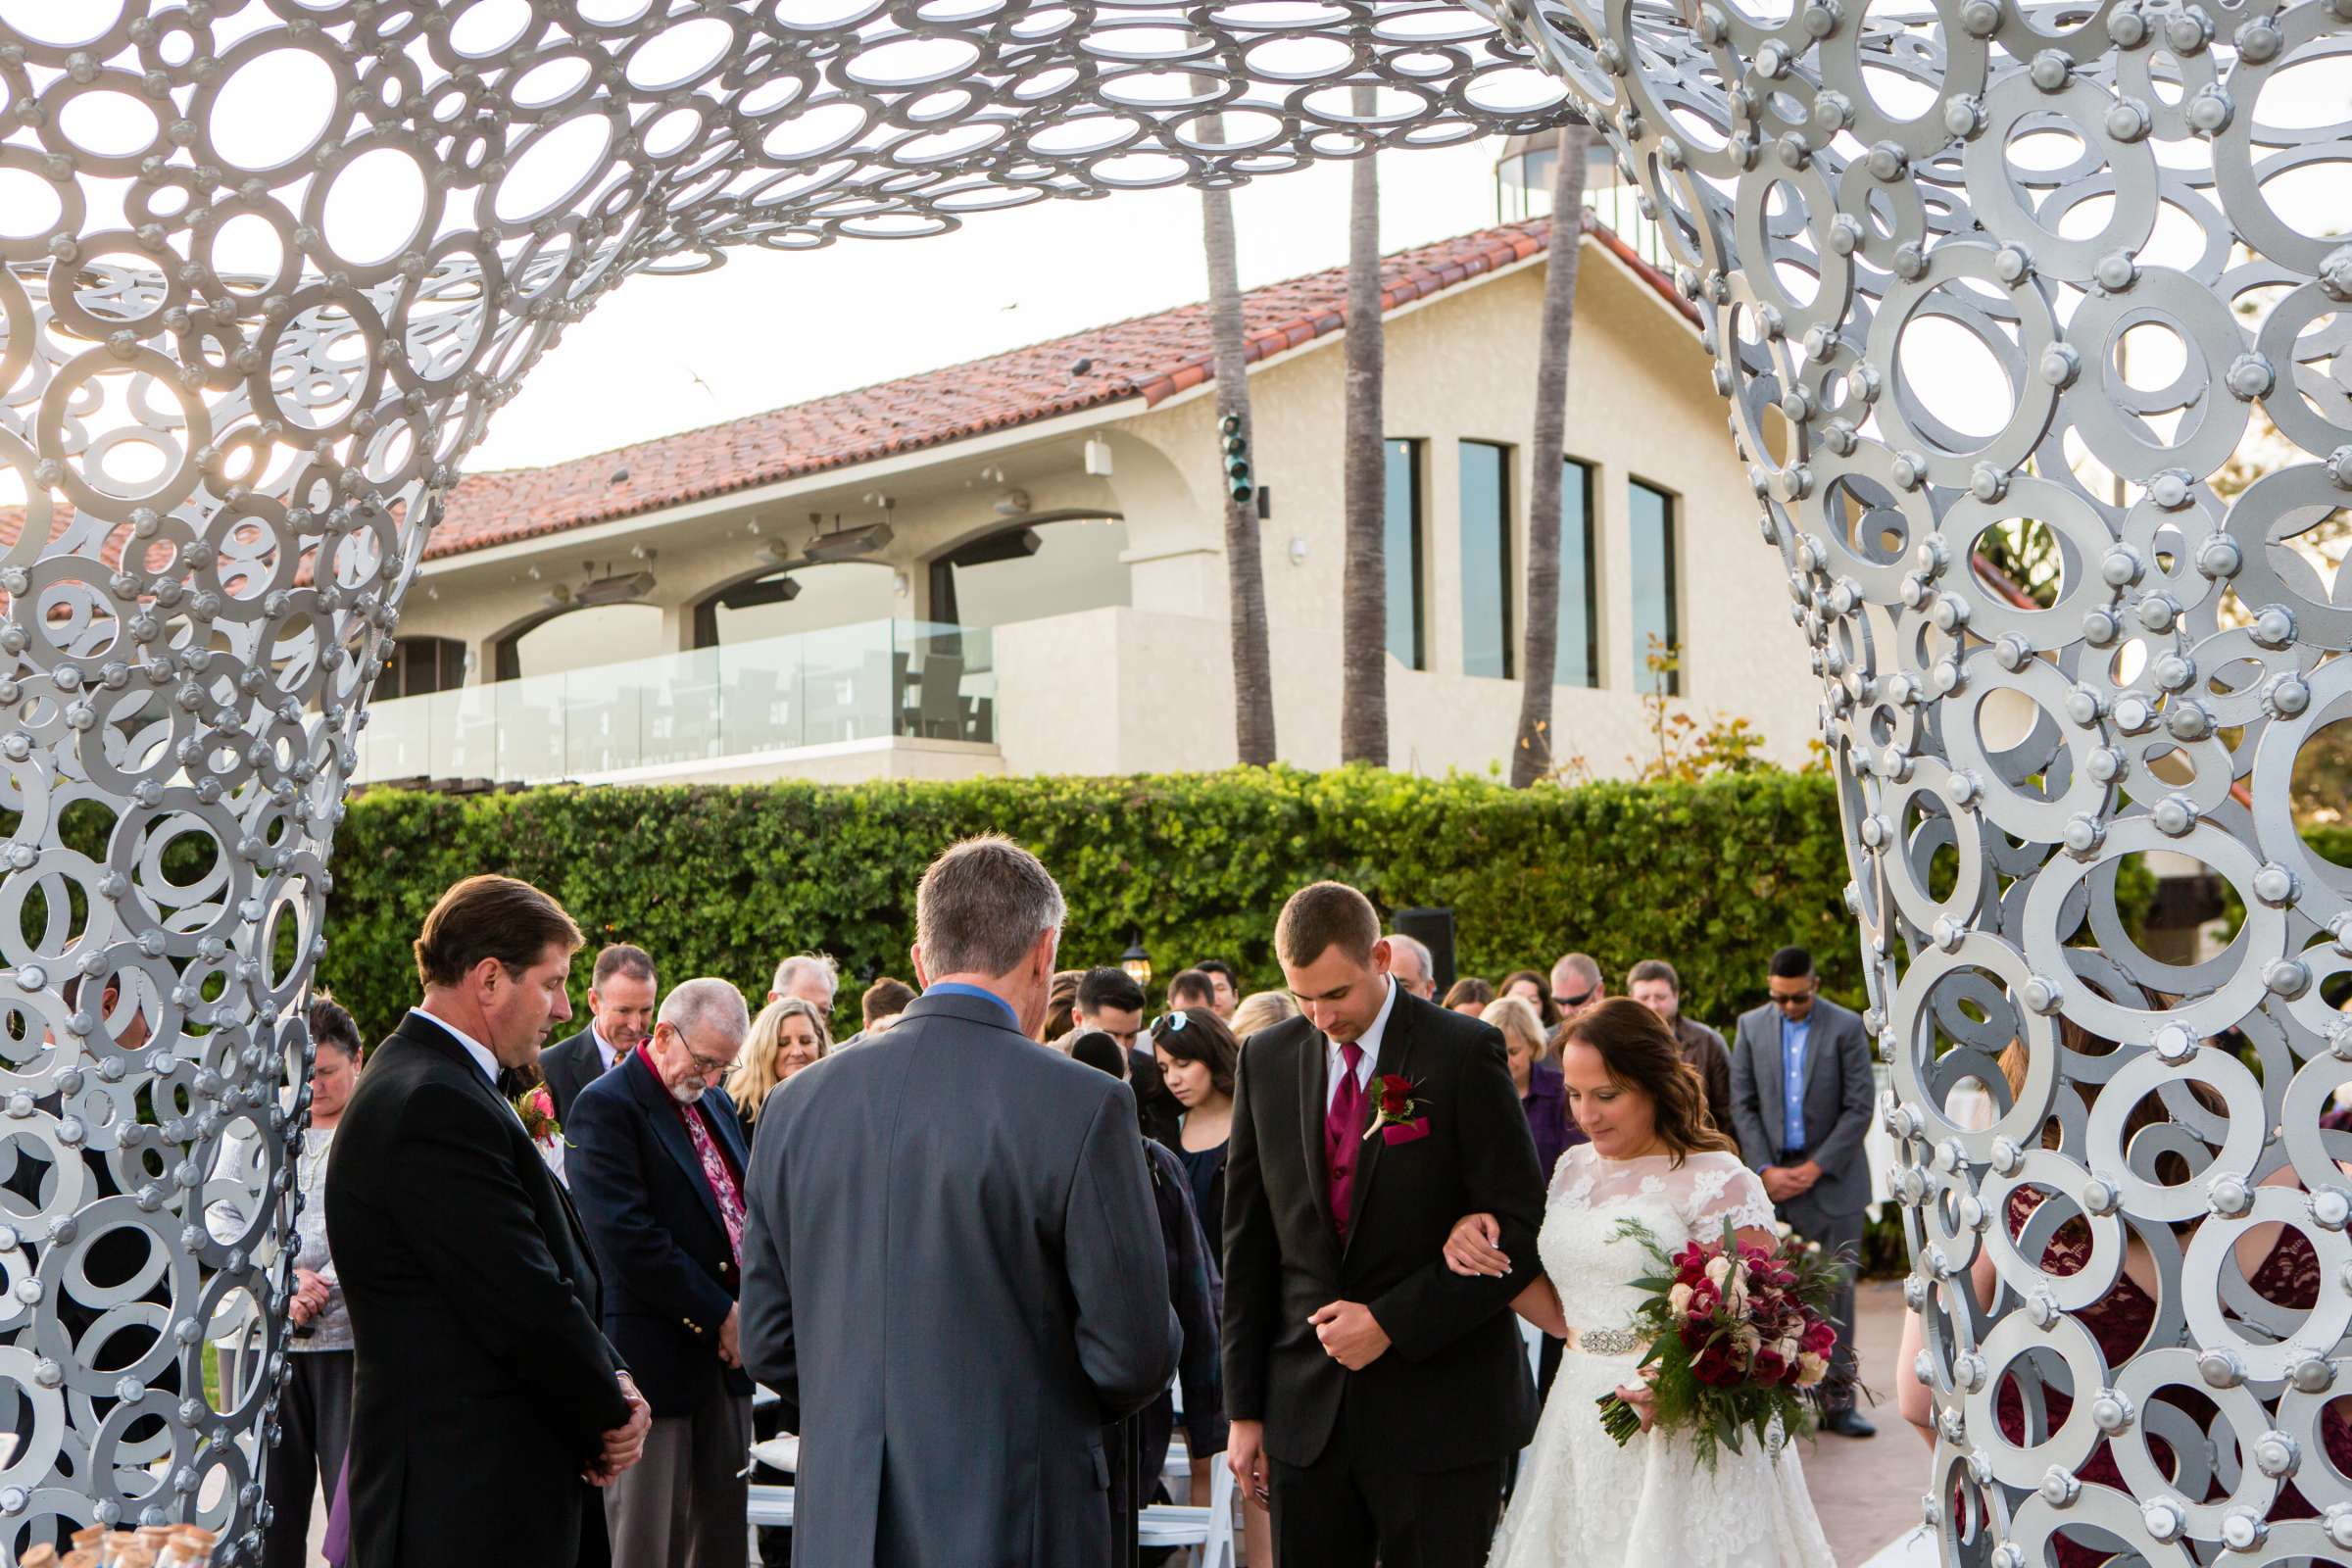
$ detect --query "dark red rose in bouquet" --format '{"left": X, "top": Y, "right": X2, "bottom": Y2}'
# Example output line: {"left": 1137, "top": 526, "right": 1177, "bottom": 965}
{"left": 1592, "top": 1215, "right": 1862, "bottom": 1468}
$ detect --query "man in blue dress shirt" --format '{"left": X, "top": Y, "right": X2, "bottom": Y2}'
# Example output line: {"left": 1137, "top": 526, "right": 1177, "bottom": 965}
{"left": 1727, "top": 946, "right": 1878, "bottom": 1437}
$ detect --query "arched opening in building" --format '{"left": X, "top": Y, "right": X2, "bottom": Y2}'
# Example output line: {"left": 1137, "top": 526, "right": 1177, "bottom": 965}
{"left": 686, "top": 560, "right": 901, "bottom": 649}
{"left": 928, "top": 513, "right": 1130, "bottom": 630}
{"left": 493, "top": 602, "right": 667, "bottom": 681}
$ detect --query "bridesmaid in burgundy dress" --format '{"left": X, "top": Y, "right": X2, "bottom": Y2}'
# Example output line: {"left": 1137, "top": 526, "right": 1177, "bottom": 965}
{"left": 1896, "top": 1029, "right": 2352, "bottom": 1566}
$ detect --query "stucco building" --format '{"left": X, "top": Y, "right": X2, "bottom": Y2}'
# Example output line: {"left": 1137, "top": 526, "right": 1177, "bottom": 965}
{"left": 355, "top": 206, "right": 1819, "bottom": 788}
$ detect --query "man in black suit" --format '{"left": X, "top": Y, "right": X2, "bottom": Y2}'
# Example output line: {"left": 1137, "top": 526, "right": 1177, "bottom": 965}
{"left": 569, "top": 977, "right": 757, "bottom": 1568}
{"left": 327, "top": 875, "right": 652, "bottom": 1568}
{"left": 1223, "top": 881, "right": 1547, "bottom": 1567}
{"left": 541, "top": 944, "right": 659, "bottom": 1124}
{"left": 741, "top": 836, "right": 1177, "bottom": 1565}
{"left": 1075, "top": 964, "right": 1182, "bottom": 1147}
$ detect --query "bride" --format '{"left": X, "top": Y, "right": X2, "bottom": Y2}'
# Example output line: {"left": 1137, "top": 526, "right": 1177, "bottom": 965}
{"left": 1444, "top": 998, "right": 1836, "bottom": 1568}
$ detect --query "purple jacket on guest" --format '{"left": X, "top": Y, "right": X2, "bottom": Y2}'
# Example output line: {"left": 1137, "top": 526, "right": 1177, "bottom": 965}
{"left": 1523, "top": 1058, "right": 1584, "bottom": 1183}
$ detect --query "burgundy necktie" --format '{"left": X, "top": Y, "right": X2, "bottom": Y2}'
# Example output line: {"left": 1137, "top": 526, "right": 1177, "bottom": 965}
{"left": 1324, "top": 1041, "right": 1367, "bottom": 1237}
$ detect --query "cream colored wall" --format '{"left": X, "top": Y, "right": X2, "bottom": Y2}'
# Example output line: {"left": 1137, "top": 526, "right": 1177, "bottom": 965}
{"left": 401, "top": 235, "right": 1822, "bottom": 784}
{"left": 1114, "top": 239, "right": 1818, "bottom": 777}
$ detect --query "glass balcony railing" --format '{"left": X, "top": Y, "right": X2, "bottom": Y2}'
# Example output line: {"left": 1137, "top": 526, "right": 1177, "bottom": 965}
{"left": 352, "top": 619, "right": 996, "bottom": 787}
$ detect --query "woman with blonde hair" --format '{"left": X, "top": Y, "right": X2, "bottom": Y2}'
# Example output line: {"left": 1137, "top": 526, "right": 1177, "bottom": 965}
{"left": 1485, "top": 995, "right": 1578, "bottom": 1181}
{"left": 1226, "top": 989, "right": 1298, "bottom": 1042}
{"left": 727, "top": 996, "right": 832, "bottom": 1142}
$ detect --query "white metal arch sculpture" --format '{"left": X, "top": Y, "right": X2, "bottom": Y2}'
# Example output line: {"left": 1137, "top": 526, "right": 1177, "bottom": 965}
{"left": 0, "top": 0, "right": 2347, "bottom": 1562}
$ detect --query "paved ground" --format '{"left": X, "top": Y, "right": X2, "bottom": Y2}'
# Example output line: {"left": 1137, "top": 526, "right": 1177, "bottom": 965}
{"left": 1803, "top": 1279, "right": 1931, "bottom": 1566}
{"left": 299, "top": 1279, "right": 1931, "bottom": 1566}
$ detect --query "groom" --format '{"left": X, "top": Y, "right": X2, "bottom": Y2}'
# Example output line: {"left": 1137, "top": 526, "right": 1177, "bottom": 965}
{"left": 1224, "top": 881, "right": 1547, "bottom": 1565}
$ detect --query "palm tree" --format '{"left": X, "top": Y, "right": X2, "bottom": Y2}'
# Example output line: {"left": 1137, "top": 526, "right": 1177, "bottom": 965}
{"left": 1200, "top": 121, "right": 1277, "bottom": 765}
{"left": 1339, "top": 86, "right": 1388, "bottom": 766}
{"left": 1510, "top": 121, "right": 1593, "bottom": 787}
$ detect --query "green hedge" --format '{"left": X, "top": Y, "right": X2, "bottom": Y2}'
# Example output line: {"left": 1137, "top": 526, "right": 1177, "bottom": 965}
{"left": 318, "top": 767, "right": 1867, "bottom": 1041}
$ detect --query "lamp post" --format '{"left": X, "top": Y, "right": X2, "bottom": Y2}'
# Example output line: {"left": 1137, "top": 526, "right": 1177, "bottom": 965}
{"left": 1120, "top": 942, "right": 1152, "bottom": 989}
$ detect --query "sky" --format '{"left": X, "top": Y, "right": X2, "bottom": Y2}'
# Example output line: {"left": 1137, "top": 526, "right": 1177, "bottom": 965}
{"left": 463, "top": 136, "right": 1523, "bottom": 473}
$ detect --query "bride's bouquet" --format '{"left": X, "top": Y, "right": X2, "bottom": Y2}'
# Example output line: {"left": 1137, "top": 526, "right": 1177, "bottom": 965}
{"left": 1593, "top": 1218, "right": 1847, "bottom": 1469}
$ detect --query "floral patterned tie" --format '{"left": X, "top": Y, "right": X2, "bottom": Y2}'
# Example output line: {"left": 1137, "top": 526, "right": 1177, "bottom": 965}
{"left": 679, "top": 1102, "right": 745, "bottom": 1265}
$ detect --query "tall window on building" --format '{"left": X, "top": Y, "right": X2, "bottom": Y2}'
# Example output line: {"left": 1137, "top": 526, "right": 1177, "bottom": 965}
{"left": 1629, "top": 478, "right": 1680, "bottom": 695}
{"left": 1459, "top": 440, "right": 1513, "bottom": 679}
{"left": 1385, "top": 439, "right": 1426, "bottom": 670}
{"left": 1556, "top": 458, "right": 1598, "bottom": 688}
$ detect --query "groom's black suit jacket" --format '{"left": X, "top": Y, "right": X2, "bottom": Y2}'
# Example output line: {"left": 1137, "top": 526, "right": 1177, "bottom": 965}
{"left": 1222, "top": 986, "right": 1547, "bottom": 1471}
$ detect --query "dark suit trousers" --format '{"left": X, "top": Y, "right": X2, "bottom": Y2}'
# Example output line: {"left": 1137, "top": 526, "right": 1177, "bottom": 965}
{"left": 263, "top": 1350, "right": 353, "bottom": 1568}
{"left": 1269, "top": 1444, "right": 1504, "bottom": 1568}
{"left": 1781, "top": 1202, "right": 1865, "bottom": 1412}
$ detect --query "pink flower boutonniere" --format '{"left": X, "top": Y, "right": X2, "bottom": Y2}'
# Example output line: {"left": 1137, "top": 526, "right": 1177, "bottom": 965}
{"left": 514, "top": 1084, "right": 564, "bottom": 1145}
{"left": 1364, "top": 1073, "right": 1432, "bottom": 1142}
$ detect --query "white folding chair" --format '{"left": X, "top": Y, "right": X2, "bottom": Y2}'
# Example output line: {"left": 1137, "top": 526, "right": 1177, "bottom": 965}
{"left": 1138, "top": 1448, "right": 1237, "bottom": 1568}
{"left": 746, "top": 1485, "right": 795, "bottom": 1529}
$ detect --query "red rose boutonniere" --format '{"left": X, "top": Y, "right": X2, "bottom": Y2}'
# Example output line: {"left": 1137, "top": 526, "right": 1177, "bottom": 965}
{"left": 1363, "top": 1074, "right": 1432, "bottom": 1142}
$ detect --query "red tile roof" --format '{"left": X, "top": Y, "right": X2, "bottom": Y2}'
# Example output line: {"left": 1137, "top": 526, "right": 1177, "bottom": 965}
{"left": 427, "top": 212, "right": 1697, "bottom": 563}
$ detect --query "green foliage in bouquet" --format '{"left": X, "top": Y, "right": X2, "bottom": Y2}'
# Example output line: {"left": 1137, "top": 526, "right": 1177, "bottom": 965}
{"left": 1594, "top": 1217, "right": 1850, "bottom": 1471}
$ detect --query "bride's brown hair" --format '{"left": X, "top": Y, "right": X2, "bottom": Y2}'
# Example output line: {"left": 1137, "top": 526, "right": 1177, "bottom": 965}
{"left": 1558, "top": 998, "right": 1738, "bottom": 1167}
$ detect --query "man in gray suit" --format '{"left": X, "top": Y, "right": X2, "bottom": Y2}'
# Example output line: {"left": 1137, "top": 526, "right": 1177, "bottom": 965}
{"left": 1727, "top": 945, "right": 1878, "bottom": 1438}
{"left": 740, "top": 835, "right": 1180, "bottom": 1565}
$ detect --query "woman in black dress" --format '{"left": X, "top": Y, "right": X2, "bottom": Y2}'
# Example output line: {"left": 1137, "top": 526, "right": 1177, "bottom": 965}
{"left": 1150, "top": 1008, "right": 1239, "bottom": 1278}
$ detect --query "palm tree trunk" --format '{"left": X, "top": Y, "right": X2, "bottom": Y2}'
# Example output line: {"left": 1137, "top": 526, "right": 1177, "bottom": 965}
{"left": 1339, "top": 89, "right": 1388, "bottom": 766}
{"left": 1510, "top": 122, "right": 1592, "bottom": 787}
{"left": 1201, "top": 123, "right": 1277, "bottom": 765}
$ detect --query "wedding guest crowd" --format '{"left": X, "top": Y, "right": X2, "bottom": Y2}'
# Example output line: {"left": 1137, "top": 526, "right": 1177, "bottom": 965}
{"left": 316, "top": 869, "right": 1877, "bottom": 1568}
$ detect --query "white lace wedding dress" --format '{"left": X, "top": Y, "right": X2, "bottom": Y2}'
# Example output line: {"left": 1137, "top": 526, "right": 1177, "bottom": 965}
{"left": 1489, "top": 1146, "right": 1838, "bottom": 1568}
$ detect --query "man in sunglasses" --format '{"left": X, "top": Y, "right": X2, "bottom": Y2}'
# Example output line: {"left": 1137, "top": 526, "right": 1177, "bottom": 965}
{"left": 1546, "top": 953, "right": 1605, "bottom": 1040}
{"left": 1727, "top": 946, "right": 1877, "bottom": 1438}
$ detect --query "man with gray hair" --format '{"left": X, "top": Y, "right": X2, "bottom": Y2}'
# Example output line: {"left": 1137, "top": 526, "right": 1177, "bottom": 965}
{"left": 568, "top": 977, "right": 758, "bottom": 1568}
{"left": 767, "top": 953, "right": 838, "bottom": 1011}
{"left": 1384, "top": 932, "right": 1437, "bottom": 1001}
{"left": 742, "top": 835, "right": 1178, "bottom": 1565}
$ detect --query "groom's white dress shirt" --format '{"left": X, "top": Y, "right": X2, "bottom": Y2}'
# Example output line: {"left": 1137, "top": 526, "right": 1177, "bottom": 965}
{"left": 1325, "top": 976, "right": 1397, "bottom": 1110}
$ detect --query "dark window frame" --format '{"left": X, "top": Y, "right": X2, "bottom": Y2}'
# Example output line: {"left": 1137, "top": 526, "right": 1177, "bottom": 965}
{"left": 1384, "top": 437, "right": 1427, "bottom": 672}
{"left": 1628, "top": 476, "right": 1682, "bottom": 697}
{"left": 1557, "top": 456, "right": 1599, "bottom": 690}
{"left": 1458, "top": 439, "right": 1516, "bottom": 680}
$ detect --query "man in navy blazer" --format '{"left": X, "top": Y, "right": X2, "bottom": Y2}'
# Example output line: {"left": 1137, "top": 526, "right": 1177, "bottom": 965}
{"left": 568, "top": 977, "right": 758, "bottom": 1568}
